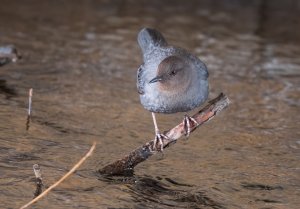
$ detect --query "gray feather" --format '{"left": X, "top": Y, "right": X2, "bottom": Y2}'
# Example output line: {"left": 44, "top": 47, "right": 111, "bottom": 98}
{"left": 137, "top": 65, "right": 145, "bottom": 94}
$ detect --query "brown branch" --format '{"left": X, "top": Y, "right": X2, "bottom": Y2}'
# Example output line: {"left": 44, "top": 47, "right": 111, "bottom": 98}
{"left": 98, "top": 93, "right": 230, "bottom": 176}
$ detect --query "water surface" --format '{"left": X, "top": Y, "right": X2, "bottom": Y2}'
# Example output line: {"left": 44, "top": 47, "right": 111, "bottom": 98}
{"left": 0, "top": 0, "right": 299, "bottom": 208}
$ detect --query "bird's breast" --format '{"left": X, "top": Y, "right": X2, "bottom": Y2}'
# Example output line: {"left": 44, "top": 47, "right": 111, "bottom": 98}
{"left": 140, "top": 78, "right": 208, "bottom": 114}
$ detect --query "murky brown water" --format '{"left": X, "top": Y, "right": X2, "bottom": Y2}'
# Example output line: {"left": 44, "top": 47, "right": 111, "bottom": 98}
{"left": 0, "top": 0, "right": 299, "bottom": 208}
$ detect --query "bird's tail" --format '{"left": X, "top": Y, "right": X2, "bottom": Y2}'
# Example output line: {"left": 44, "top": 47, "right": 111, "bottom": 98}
{"left": 137, "top": 28, "right": 168, "bottom": 54}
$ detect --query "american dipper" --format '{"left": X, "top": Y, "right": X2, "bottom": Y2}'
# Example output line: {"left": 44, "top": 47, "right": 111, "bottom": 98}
{"left": 137, "top": 28, "right": 209, "bottom": 151}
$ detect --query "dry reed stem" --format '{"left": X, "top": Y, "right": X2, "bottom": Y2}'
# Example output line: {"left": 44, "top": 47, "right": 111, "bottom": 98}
{"left": 20, "top": 142, "right": 96, "bottom": 209}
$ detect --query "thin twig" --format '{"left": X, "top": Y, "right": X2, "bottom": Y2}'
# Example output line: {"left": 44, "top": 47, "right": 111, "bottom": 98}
{"left": 20, "top": 142, "right": 97, "bottom": 209}
{"left": 26, "top": 88, "right": 33, "bottom": 130}
{"left": 28, "top": 88, "right": 33, "bottom": 116}
{"left": 99, "top": 93, "right": 230, "bottom": 176}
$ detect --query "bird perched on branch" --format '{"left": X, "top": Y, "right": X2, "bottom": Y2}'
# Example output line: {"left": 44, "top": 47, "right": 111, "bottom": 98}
{"left": 136, "top": 28, "right": 209, "bottom": 151}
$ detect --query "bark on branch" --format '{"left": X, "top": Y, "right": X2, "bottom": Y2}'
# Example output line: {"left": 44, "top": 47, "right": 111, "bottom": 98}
{"left": 98, "top": 93, "right": 230, "bottom": 176}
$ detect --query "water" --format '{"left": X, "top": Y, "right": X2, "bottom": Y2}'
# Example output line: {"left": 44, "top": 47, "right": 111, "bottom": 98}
{"left": 0, "top": 0, "right": 299, "bottom": 208}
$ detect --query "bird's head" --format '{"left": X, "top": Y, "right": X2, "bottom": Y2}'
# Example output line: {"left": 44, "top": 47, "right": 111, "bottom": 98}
{"left": 149, "top": 56, "right": 191, "bottom": 92}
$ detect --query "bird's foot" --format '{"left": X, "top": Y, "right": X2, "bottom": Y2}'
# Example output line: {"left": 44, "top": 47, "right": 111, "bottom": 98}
{"left": 183, "top": 115, "right": 199, "bottom": 138}
{"left": 153, "top": 132, "right": 168, "bottom": 152}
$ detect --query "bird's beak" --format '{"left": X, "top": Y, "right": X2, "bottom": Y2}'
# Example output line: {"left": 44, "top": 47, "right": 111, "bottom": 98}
{"left": 149, "top": 76, "right": 163, "bottom": 84}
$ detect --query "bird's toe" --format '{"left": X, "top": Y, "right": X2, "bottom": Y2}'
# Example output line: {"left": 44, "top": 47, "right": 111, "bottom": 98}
{"left": 183, "top": 115, "right": 199, "bottom": 138}
{"left": 153, "top": 132, "right": 168, "bottom": 152}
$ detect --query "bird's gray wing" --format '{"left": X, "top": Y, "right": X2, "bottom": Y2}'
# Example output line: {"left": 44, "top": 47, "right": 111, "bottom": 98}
{"left": 137, "top": 65, "right": 145, "bottom": 95}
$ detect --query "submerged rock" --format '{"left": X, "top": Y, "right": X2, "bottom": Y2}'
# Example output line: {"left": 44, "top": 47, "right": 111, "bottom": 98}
{"left": 0, "top": 45, "right": 21, "bottom": 66}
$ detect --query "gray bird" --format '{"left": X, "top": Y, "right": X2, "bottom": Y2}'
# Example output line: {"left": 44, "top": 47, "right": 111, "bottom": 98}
{"left": 137, "top": 28, "right": 209, "bottom": 151}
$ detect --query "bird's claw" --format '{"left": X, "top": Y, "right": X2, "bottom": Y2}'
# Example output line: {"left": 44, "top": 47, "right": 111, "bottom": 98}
{"left": 183, "top": 115, "right": 199, "bottom": 138}
{"left": 153, "top": 132, "right": 168, "bottom": 151}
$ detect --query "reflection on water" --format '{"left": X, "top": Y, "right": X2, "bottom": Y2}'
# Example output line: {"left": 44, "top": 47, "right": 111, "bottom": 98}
{"left": 0, "top": 0, "right": 299, "bottom": 208}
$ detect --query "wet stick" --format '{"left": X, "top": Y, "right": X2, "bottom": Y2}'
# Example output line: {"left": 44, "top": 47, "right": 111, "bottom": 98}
{"left": 20, "top": 142, "right": 96, "bottom": 209}
{"left": 99, "top": 93, "right": 230, "bottom": 176}
{"left": 33, "top": 164, "right": 43, "bottom": 197}
{"left": 26, "top": 88, "right": 33, "bottom": 130}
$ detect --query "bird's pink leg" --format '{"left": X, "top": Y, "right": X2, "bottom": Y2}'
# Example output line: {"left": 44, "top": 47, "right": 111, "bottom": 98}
{"left": 151, "top": 112, "right": 168, "bottom": 151}
{"left": 183, "top": 115, "right": 199, "bottom": 138}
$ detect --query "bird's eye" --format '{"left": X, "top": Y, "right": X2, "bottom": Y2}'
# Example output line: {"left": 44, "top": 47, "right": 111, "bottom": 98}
{"left": 170, "top": 70, "right": 176, "bottom": 76}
